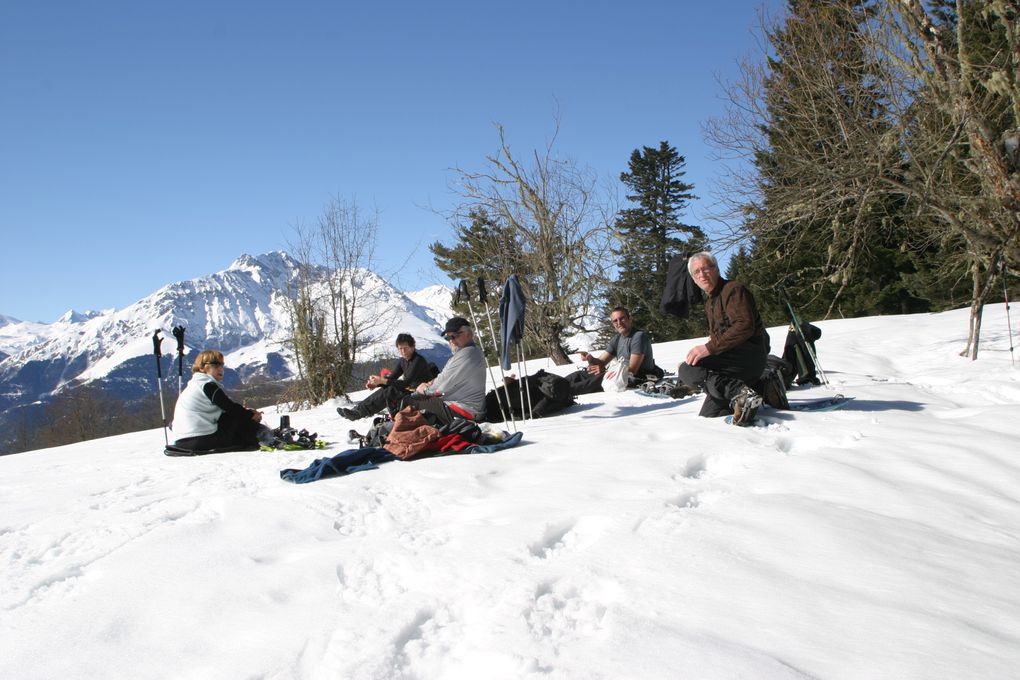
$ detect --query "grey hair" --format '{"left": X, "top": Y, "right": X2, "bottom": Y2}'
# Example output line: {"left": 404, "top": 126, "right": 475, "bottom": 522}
{"left": 687, "top": 251, "right": 718, "bottom": 275}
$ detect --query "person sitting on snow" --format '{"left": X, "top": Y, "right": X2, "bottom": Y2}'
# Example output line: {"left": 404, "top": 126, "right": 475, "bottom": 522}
{"left": 675, "top": 251, "right": 769, "bottom": 425}
{"left": 565, "top": 306, "right": 663, "bottom": 396}
{"left": 338, "top": 317, "right": 486, "bottom": 425}
{"left": 171, "top": 350, "right": 277, "bottom": 451}
{"left": 336, "top": 333, "right": 437, "bottom": 420}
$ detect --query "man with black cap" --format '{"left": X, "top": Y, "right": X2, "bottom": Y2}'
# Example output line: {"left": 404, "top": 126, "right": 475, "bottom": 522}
{"left": 337, "top": 316, "right": 487, "bottom": 424}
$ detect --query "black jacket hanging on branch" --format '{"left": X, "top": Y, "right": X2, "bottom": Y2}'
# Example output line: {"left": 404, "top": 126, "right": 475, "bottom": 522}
{"left": 660, "top": 254, "right": 703, "bottom": 319}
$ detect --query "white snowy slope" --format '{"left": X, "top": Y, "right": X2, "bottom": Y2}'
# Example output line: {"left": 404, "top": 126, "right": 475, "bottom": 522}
{"left": 1, "top": 305, "right": 1018, "bottom": 680}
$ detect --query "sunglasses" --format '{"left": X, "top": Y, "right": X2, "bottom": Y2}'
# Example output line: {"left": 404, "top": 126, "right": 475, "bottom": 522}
{"left": 444, "top": 329, "right": 466, "bottom": 340}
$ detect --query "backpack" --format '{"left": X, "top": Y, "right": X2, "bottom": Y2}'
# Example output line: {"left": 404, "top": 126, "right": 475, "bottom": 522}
{"left": 756, "top": 361, "right": 790, "bottom": 410}
{"left": 766, "top": 354, "right": 796, "bottom": 390}
{"left": 384, "top": 406, "right": 440, "bottom": 460}
{"left": 482, "top": 370, "right": 575, "bottom": 422}
{"left": 782, "top": 323, "right": 822, "bottom": 385}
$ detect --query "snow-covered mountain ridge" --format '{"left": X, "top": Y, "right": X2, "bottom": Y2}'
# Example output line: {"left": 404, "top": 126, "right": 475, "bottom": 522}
{"left": 0, "top": 252, "right": 454, "bottom": 427}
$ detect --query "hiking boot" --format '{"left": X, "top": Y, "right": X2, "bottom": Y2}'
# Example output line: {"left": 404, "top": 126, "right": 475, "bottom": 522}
{"left": 336, "top": 407, "right": 362, "bottom": 421}
{"left": 667, "top": 383, "right": 700, "bottom": 399}
{"left": 730, "top": 385, "right": 763, "bottom": 426}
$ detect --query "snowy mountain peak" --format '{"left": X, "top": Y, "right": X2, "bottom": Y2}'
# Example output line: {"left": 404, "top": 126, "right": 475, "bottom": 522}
{"left": 0, "top": 253, "right": 454, "bottom": 427}
{"left": 56, "top": 309, "right": 106, "bottom": 324}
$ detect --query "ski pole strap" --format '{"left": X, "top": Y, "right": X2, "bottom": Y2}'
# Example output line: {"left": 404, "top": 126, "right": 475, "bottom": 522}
{"left": 477, "top": 277, "right": 487, "bottom": 304}
{"left": 172, "top": 325, "right": 185, "bottom": 353}
{"left": 151, "top": 330, "right": 163, "bottom": 378}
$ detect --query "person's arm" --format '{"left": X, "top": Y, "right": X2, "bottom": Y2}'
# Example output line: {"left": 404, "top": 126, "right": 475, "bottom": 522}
{"left": 203, "top": 382, "right": 261, "bottom": 422}
{"left": 579, "top": 351, "right": 611, "bottom": 374}
{"left": 625, "top": 330, "right": 653, "bottom": 374}
{"left": 398, "top": 354, "right": 434, "bottom": 390}
{"left": 427, "top": 350, "right": 464, "bottom": 395}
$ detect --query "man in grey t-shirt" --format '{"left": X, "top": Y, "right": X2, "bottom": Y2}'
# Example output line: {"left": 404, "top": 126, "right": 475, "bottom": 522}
{"left": 567, "top": 307, "right": 662, "bottom": 395}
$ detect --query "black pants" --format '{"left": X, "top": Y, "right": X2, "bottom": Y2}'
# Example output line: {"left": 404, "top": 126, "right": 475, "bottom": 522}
{"left": 677, "top": 342, "right": 767, "bottom": 418}
{"left": 175, "top": 410, "right": 264, "bottom": 451}
{"left": 354, "top": 385, "right": 409, "bottom": 417}
{"left": 358, "top": 386, "right": 461, "bottom": 426}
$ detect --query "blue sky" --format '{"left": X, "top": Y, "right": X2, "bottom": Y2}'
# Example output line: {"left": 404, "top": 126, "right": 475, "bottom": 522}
{"left": 1, "top": 1, "right": 782, "bottom": 323}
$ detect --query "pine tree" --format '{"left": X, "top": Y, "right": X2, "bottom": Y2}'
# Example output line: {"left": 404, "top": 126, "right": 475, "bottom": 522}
{"left": 738, "top": 0, "right": 944, "bottom": 322}
{"left": 607, "top": 141, "right": 706, "bottom": 341}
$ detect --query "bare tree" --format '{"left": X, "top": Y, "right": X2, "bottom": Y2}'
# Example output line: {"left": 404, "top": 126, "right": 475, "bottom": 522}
{"left": 286, "top": 196, "right": 391, "bottom": 406}
{"left": 706, "top": 0, "right": 1018, "bottom": 356}
{"left": 878, "top": 0, "right": 1020, "bottom": 358}
{"left": 450, "top": 124, "right": 615, "bottom": 364}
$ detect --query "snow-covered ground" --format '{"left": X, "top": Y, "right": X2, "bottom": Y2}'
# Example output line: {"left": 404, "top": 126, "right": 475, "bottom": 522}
{"left": 2, "top": 304, "right": 1018, "bottom": 680}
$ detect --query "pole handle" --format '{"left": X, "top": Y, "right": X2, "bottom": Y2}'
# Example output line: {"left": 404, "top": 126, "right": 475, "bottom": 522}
{"left": 172, "top": 325, "right": 185, "bottom": 353}
{"left": 151, "top": 330, "right": 164, "bottom": 379}
{"left": 455, "top": 280, "right": 470, "bottom": 305}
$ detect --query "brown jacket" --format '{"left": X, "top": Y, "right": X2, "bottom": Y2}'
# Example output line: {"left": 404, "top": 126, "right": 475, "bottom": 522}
{"left": 704, "top": 279, "right": 766, "bottom": 355}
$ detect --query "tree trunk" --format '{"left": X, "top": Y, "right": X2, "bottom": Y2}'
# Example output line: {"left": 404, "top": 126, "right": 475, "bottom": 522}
{"left": 961, "top": 254, "right": 1002, "bottom": 360}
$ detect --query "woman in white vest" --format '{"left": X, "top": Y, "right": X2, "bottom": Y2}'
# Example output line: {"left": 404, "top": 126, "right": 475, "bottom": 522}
{"left": 171, "top": 350, "right": 274, "bottom": 451}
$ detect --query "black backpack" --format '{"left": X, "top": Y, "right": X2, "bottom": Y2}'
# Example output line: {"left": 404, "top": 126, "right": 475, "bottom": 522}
{"left": 483, "top": 369, "right": 575, "bottom": 422}
{"left": 756, "top": 359, "right": 790, "bottom": 410}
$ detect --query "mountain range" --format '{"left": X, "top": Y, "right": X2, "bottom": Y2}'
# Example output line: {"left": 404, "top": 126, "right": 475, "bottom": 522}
{"left": 0, "top": 252, "right": 455, "bottom": 438}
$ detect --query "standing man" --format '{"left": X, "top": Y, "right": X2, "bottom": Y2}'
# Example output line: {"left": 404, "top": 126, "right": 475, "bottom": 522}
{"left": 677, "top": 252, "right": 768, "bottom": 425}
{"left": 337, "top": 333, "right": 437, "bottom": 421}
{"left": 566, "top": 306, "right": 662, "bottom": 396}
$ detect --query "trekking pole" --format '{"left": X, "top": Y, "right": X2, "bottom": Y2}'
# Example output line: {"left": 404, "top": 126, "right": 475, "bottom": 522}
{"left": 1001, "top": 257, "right": 1016, "bottom": 367}
{"left": 172, "top": 325, "right": 186, "bottom": 394}
{"left": 477, "top": 277, "right": 524, "bottom": 423}
{"left": 779, "top": 287, "right": 830, "bottom": 388}
{"left": 456, "top": 280, "right": 513, "bottom": 429}
{"left": 152, "top": 330, "right": 169, "bottom": 447}
{"left": 516, "top": 343, "right": 534, "bottom": 420}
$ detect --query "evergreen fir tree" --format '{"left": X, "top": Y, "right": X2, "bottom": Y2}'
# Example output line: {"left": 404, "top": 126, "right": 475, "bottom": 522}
{"left": 607, "top": 141, "right": 706, "bottom": 341}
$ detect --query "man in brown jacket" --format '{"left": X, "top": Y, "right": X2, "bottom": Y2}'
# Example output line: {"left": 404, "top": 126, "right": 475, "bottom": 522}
{"left": 677, "top": 252, "right": 769, "bottom": 425}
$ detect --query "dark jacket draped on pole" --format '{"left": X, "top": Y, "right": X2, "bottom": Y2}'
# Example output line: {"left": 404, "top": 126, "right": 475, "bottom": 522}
{"left": 499, "top": 274, "right": 527, "bottom": 370}
{"left": 660, "top": 254, "right": 703, "bottom": 319}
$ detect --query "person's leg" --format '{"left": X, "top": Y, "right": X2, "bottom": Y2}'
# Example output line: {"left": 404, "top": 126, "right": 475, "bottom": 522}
{"left": 679, "top": 348, "right": 766, "bottom": 419}
{"left": 174, "top": 432, "right": 232, "bottom": 451}
{"left": 397, "top": 393, "right": 454, "bottom": 426}
{"left": 217, "top": 410, "right": 263, "bottom": 447}
{"left": 565, "top": 369, "right": 604, "bottom": 396}
{"left": 339, "top": 385, "right": 404, "bottom": 420}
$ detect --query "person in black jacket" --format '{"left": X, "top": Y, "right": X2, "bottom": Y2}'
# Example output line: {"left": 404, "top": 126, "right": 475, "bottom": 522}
{"left": 337, "top": 333, "right": 438, "bottom": 420}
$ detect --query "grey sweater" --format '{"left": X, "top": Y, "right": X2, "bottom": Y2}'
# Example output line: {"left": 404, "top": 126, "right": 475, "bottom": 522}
{"left": 427, "top": 343, "right": 487, "bottom": 418}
